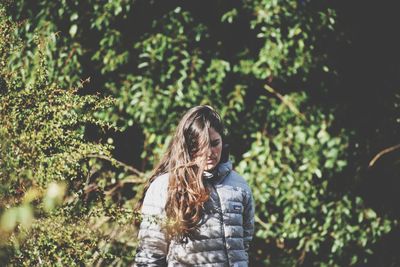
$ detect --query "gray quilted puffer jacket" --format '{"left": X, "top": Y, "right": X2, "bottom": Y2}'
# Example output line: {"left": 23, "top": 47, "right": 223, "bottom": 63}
{"left": 134, "top": 161, "right": 255, "bottom": 267}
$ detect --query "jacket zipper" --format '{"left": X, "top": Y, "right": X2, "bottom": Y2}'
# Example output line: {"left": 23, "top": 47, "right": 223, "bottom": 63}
{"left": 212, "top": 184, "right": 231, "bottom": 266}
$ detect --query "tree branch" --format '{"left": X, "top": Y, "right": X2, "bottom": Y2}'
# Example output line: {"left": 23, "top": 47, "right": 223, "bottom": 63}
{"left": 255, "top": 215, "right": 270, "bottom": 230}
{"left": 264, "top": 84, "right": 306, "bottom": 121}
{"left": 85, "top": 154, "right": 144, "bottom": 177}
{"left": 368, "top": 143, "right": 400, "bottom": 167}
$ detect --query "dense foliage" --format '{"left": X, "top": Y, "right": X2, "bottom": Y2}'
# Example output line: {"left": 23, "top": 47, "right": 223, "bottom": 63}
{"left": 1, "top": 0, "right": 399, "bottom": 266}
{"left": 237, "top": 94, "right": 392, "bottom": 265}
{"left": 0, "top": 6, "right": 139, "bottom": 266}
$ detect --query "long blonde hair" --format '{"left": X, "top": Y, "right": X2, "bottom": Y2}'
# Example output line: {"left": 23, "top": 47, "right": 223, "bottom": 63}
{"left": 137, "top": 105, "right": 225, "bottom": 240}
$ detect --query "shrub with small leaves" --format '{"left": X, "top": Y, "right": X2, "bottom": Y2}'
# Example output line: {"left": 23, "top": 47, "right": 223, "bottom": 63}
{"left": 0, "top": 7, "right": 136, "bottom": 265}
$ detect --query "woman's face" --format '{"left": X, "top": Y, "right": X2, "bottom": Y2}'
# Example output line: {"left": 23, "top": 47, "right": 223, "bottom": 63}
{"left": 205, "top": 127, "right": 223, "bottom": 171}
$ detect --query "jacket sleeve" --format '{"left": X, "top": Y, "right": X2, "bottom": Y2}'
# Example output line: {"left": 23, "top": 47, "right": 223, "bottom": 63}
{"left": 134, "top": 176, "right": 169, "bottom": 267}
{"left": 243, "top": 187, "right": 255, "bottom": 253}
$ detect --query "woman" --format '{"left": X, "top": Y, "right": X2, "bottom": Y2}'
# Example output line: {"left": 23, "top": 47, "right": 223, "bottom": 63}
{"left": 134, "top": 105, "right": 254, "bottom": 267}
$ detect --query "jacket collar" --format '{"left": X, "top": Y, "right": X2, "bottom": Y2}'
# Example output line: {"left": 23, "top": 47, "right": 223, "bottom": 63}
{"left": 203, "top": 161, "right": 232, "bottom": 184}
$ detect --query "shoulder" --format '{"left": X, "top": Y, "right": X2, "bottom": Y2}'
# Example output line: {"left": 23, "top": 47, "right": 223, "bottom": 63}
{"left": 147, "top": 173, "right": 169, "bottom": 193}
{"left": 142, "top": 173, "right": 169, "bottom": 211}
{"left": 225, "top": 170, "right": 252, "bottom": 194}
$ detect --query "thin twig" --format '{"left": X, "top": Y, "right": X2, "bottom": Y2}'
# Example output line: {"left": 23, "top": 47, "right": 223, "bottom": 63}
{"left": 255, "top": 215, "right": 270, "bottom": 230}
{"left": 105, "top": 176, "right": 146, "bottom": 196}
{"left": 64, "top": 47, "right": 76, "bottom": 68}
{"left": 369, "top": 143, "right": 400, "bottom": 167}
{"left": 85, "top": 160, "right": 94, "bottom": 187}
{"left": 85, "top": 154, "right": 143, "bottom": 176}
{"left": 264, "top": 84, "right": 306, "bottom": 121}
{"left": 86, "top": 154, "right": 144, "bottom": 176}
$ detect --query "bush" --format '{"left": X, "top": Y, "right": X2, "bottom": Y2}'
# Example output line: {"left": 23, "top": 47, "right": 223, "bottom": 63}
{"left": 1, "top": 6, "right": 139, "bottom": 265}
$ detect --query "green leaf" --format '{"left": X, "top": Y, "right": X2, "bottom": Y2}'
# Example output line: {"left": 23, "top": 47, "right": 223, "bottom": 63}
{"left": 69, "top": 24, "right": 78, "bottom": 37}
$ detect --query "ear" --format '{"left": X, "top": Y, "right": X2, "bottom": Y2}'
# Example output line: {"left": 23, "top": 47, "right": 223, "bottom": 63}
{"left": 220, "top": 143, "right": 230, "bottom": 163}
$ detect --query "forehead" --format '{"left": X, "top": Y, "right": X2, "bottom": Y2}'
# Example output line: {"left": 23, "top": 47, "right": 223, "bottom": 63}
{"left": 208, "top": 127, "right": 221, "bottom": 141}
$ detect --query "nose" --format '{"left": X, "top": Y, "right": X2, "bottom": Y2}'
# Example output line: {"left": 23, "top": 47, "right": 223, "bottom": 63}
{"left": 207, "top": 148, "right": 214, "bottom": 158}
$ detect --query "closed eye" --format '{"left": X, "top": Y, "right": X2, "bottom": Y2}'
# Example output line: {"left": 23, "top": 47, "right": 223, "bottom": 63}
{"left": 211, "top": 140, "right": 220, "bottom": 147}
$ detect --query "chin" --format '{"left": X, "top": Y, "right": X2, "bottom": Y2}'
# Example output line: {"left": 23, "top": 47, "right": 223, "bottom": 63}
{"left": 205, "top": 164, "right": 216, "bottom": 171}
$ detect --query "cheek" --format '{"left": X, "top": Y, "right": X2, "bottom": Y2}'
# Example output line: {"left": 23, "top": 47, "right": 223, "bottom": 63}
{"left": 215, "top": 144, "right": 223, "bottom": 159}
